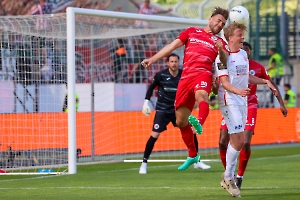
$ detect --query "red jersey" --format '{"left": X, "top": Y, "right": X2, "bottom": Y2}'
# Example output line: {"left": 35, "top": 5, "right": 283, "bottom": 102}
{"left": 177, "top": 27, "right": 228, "bottom": 79}
{"left": 248, "top": 59, "right": 270, "bottom": 106}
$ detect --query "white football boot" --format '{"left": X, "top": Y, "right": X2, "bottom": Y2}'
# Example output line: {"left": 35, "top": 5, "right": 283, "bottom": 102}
{"left": 139, "top": 162, "right": 147, "bottom": 174}
{"left": 193, "top": 161, "right": 211, "bottom": 170}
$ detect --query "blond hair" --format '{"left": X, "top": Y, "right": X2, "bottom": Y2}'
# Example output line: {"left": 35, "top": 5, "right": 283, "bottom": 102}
{"left": 223, "top": 22, "right": 247, "bottom": 41}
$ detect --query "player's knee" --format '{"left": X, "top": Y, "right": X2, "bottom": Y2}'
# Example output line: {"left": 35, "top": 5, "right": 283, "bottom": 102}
{"left": 176, "top": 118, "right": 187, "bottom": 128}
{"left": 151, "top": 131, "right": 160, "bottom": 138}
{"left": 195, "top": 90, "right": 209, "bottom": 103}
{"left": 219, "top": 131, "right": 229, "bottom": 149}
{"left": 219, "top": 137, "right": 228, "bottom": 149}
{"left": 242, "top": 142, "right": 251, "bottom": 152}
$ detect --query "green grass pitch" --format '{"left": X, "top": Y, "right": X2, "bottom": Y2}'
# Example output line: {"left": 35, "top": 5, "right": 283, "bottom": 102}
{"left": 0, "top": 144, "right": 299, "bottom": 200}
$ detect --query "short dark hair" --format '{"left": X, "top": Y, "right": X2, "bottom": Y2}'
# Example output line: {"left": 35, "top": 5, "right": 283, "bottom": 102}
{"left": 284, "top": 83, "right": 291, "bottom": 89}
{"left": 243, "top": 42, "right": 252, "bottom": 50}
{"left": 167, "top": 53, "right": 179, "bottom": 61}
{"left": 211, "top": 7, "right": 229, "bottom": 20}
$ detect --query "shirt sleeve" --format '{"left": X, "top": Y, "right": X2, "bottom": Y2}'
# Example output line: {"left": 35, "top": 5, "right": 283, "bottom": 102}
{"left": 145, "top": 73, "right": 160, "bottom": 100}
{"left": 260, "top": 64, "right": 271, "bottom": 80}
{"left": 177, "top": 27, "right": 192, "bottom": 44}
{"left": 215, "top": 55, "right": 228, "bottom": 78}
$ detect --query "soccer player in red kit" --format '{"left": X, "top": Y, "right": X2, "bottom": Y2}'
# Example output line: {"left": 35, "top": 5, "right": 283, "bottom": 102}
{"left": 141, "top": 7, "right": 229, "bottom": 170}
{"left": 218, "top": 42, "right": 288, "bottom": 189}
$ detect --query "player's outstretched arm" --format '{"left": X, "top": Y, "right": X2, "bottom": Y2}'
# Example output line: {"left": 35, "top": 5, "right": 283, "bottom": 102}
{"left": 249, "top": 75, "right": 278, "bottom": 96}
{"left": 269, "top": 79, "right": 288, "bottom": 117}
{"left": 141, "top": 39, "right": 183, "bottom": 68}
{"left": 220, "top": 76, "right": 249, "bottom": 97}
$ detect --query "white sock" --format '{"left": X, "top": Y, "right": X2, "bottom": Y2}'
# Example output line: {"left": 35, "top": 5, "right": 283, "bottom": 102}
{"left": 225, "top": 145, "right": 240, "bottom": 180}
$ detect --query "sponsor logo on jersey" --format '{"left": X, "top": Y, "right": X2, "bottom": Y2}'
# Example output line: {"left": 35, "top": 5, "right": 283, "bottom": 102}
{"left": 166, "top": 77, "right": 171, "bottom": 80}
{"left": 189, "top": 38, "right": 214, "bottom": 48}
{"left": 217, "top": 62, "right": 227, "bottom": 70}
{"left": 196, "top": 29, "right": 202, "bottom": 32}
{"left": 236, "top": 65, "right": 248, "bottom": 75}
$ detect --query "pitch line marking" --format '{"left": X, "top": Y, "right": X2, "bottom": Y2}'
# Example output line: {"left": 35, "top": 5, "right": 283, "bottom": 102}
{"left": 1, "top": 154, "right": 299, "bottom": 182}
{"left": 0, "top": 186, "right": 299, "bottom": 190}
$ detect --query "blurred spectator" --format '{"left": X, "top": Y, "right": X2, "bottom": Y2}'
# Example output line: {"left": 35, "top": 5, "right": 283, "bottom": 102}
{"left": 267, "top": 48, "right": 284, "bottom": 107}
{"left": 129, "top": 44, "right": 147, "bottom": 83}
{"left": 111, "top": 39, "right": 128, "bottom": 83}
{"left": 208, "top": 93, "right": 219, "bottom": 109}
{"left": 0, "top": 30, "right": 17, "bottom": 81}
{"left": 267, "top": 48, "right": 283, "bottom": 85}
{"left": 94, "top": 0, "right": 113, "bottom": 10}
{"left": 63, "top": 83, "right": 80, "bottom": 112}
{"left": 129, "top": 0, "right": 172, "bottom": 28}
{"left": 28, "top": 0, "right": 53, "bottom": 82}
{"left": 283, "top": 83, "right": 296, "bottom": 108}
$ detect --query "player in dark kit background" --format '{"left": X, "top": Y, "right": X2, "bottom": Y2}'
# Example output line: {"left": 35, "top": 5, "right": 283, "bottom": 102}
{"left": 139, "top": 53, "right": 210, "bottom": 174}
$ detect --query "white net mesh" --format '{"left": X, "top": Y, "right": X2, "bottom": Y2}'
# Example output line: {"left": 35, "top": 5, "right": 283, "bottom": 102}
{"left": 0, "top": 10, "right": 220, "bottom": 174}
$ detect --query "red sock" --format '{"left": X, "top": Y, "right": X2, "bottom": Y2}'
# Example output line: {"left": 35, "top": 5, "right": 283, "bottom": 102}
{"left": 238, "top": 149, "right": 251, "bottom": 176}
{"left": 219, "top": 149, "right": 227, "bottom": 169}
{"left": 198, "top": 101, "right": 209, "bottom": 125}
{"left": 179, "top": 124, "right": 197, "bottom": 158}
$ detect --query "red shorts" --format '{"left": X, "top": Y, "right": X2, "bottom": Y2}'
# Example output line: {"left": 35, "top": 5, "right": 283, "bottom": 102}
{"left": 175, "top": 71, "right": 212, "bottom": 112}
{"left": 220, "top": 106, "right": 257, "bottom": 132}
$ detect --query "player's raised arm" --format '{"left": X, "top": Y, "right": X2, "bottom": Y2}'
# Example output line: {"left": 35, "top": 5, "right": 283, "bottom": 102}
{"left": 141, "top": 39, "right": 183, "bottom": 68}
{"left": 215, "top": 40, "right": 228, "bottom": 65}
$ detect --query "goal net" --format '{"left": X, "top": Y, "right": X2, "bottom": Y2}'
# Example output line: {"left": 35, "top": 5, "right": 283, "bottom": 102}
{"left": 0, "top": 8, "right": 222, "bottom": 175}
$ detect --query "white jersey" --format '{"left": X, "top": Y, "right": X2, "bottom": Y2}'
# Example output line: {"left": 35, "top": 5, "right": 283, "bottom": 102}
{"left": 215, "top": 49, "right": 249, "bottom": 106}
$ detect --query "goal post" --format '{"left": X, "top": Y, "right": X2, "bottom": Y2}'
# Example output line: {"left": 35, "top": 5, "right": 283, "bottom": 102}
{"left": 66, "top": 8, "right": 210, "bottom": 174}
{"left": 1, "top": 8, "right": 214, "bottom": 175}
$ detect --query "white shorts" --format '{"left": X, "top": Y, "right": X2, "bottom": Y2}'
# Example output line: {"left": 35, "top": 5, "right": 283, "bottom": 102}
{"left": 220, "top": 104, "right": 247, "bottom": 134}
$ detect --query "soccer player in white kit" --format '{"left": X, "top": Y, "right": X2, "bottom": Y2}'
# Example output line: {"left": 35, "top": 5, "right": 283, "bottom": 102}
{"left": 214, "top": 23, "right": 278, "bottom": 197}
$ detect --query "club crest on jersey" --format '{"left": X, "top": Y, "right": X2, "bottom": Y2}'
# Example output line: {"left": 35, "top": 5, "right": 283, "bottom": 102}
{"left": 250, "top": 70, "right": 255, "bottom": 75}
{"left": 196, "top": 29, "right": 202, "bottom": 32}
{"left": 211, "top": 36, "right": 218, "bottom": 41}
{"left": 217, "top": 62, "right": 227, "bottom": 70}
{"left": 154, "top": 124, "right": 160, "bottom": 129}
